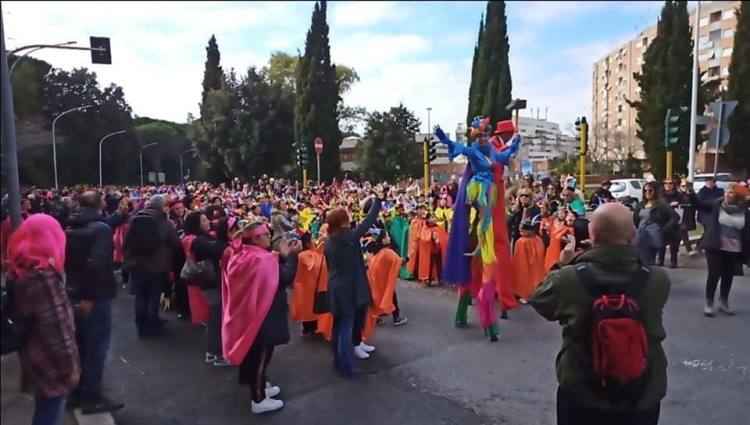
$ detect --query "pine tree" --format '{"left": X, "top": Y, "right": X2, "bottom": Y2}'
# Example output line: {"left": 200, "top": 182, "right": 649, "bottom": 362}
{"left": 466, "top": 2, "right": 513, "bottom": 132}
{"left": 725, "top": 2, "right": 750, "bottom": 176}
{"left": 294, "top": 0, "right": 342, "bottom": 181}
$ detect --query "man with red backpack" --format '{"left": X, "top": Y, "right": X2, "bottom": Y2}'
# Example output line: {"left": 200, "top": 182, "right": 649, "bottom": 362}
{"left": 529, "top": 203, "right": 671, "bottom": 425}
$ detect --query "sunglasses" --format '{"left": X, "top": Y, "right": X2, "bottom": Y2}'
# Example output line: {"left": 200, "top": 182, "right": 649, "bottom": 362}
{"left": 644, "top": 189, "right": 654, "bottom": 193}
{"left": 519, "top": 194, "right": 530, "bottom": 197}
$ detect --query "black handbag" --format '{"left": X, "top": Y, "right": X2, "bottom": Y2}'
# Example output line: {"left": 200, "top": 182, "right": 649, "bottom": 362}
{"left": 312, "top": 253, "right": 330, "bottom": 314}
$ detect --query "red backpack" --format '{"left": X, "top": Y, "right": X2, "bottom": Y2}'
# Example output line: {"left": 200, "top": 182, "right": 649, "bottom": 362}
{"left": 575, "top": 262, "right": 651, "bottom": 401}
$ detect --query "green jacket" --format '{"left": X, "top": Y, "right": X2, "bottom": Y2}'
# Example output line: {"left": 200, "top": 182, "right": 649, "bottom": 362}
{"left": 528, "top": 245, "right": 670, "bottom": 411}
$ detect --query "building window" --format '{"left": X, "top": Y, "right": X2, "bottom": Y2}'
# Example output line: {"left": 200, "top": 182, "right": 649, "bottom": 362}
{"left": 708, "top": 66, "right": 721, "bottom": 78}
{"left": 709, "top": 29, "right": 721, "bottom": 42}
{"left": 642, "top": 37, "right": 648, "bottom": 47}
{"left": 699, "top": 17, "right": 709, "bottom": 27}
{"left": 617, "top": 104, "right": 623, "bottom": 113}
{"left": 721, "top": 67, "right": 729, "bottom": 77}
{"left": 617, "top": 118, "right": 623, "bottom": 127}
{"left": 709, "top": 10, "right": 721, "bottom": 24}
{"left": 722, "top": 47, "right": 733, "bottom": 57}
{"left": 722, "top": 9, "right": 734, "bottom": 20}
{"left": 723, "top": 29, "right": 734, "bottom": 38}
{"left": 635, "top": 57, "right": 643, "bottom": 65}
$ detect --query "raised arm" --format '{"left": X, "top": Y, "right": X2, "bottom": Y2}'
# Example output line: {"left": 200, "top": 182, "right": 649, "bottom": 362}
{"left": 351, "top": 197, "right": 383, "bottom": 240}
{"left": 492, "top": 134, "right": 522, "bottom": 166}
{"left": 433, "top": 125, "right": 470, "bottom": 159}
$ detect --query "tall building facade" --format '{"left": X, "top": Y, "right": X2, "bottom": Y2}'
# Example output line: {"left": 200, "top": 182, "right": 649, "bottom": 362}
{"left": 591, "top": 1, "right": 740, "bottom": 162}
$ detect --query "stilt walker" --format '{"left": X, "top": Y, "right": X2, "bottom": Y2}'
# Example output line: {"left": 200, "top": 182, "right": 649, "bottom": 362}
{"left": 435, "top": 117, "right": 521, "bottom": 341}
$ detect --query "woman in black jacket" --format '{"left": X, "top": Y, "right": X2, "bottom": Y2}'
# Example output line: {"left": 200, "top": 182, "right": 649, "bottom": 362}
{"left": 184, "top": 212, "right": 231, "bottom": 366}
{"left": 324, "top": 188, "right": 385, "bottom": 377}
{"left": 691, "top": 183, "right": 750, "bottom": 316}
{"left": 633, "top": 182, "right": 680, "bottom": 266}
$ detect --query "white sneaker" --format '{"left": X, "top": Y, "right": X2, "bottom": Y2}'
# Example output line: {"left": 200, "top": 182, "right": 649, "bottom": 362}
{"left": 688, "top": 251, "right": 698, "bottom": 258}
{"left": 265, "top": 385, "right": 281, "bottom": 398}
{"left": 205, "top": 353, "right": 218, "bottom": 364}
{"left": 251, "top": 397, "right": 283, "bottom": 414}
{"left": 703, "top": 304, "right": 715, "bottom": 317}
{"left": 717, "top": 300, "right": 734, "bottom": 316}
{"left": 353, "top": 345, "right": 370, "bottom": 359}
{"left": 358, "top": 341, "right": 375, "bottom": 353}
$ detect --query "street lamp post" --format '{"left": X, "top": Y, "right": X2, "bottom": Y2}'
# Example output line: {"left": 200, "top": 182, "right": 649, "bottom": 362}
{"left": 424, "top": 107, "right": 432, "bottom": 195}
{"left": 98, "top": 130, "right": 127, "bottom": 187}
{"left": 180, "top": 148, "right": 197, "bottom": 184}
{"left": 52, "top": 104, "right": 92, "bottom": 191}
{"left": 9, "top": 41, "right": 77, "bottom": 76}
{"left": 139, "top": 142, "right": 158, "bottom": 187}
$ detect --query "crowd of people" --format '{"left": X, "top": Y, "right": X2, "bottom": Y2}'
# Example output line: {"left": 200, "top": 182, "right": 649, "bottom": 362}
{"left": 2, "top": 162, "right": 748, "bottom": 423}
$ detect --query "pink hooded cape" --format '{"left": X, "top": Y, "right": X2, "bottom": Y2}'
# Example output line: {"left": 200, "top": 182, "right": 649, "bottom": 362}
{"left": 7, "top": 214, "right": 66, "bottom": 279}
{"left": 221, "top": 243, "right": 279, "bottom": 365}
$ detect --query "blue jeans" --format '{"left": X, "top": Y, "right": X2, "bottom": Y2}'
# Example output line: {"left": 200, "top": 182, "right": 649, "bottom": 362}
{"left": 33, "top": 395, "right": 65, "bottom": 425}
{"left": 331, "top": 307, "right": 367, "bottom": 377}
{"left": 131, "top": 273, "right": 163, "bottom": 335}
{"left": 73, "top": 299, "right": 112, "bottom": 402}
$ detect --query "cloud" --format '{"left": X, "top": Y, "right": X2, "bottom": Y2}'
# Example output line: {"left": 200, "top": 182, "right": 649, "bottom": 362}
{"left": 331, "top": 1, "right": 407, "bottom": 27}
{"left": 330, "top": 32, "right": 432, "bottom": 73}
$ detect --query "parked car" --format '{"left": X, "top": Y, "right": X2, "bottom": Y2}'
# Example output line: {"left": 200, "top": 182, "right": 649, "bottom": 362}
{"left": 691, "top": 173, "right": 732, "bottom": 193}
{"left": 610, "top": 178, "right": 647, "bottom": 209}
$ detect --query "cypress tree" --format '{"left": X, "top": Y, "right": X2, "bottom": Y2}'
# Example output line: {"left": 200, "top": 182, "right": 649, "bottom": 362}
{"left": 195, "top": 34, "right": 227, "bottom": 182}
{"left": 466, "top": 1, "right": 513, "bottom": 130}
{"left": 725, "top": 2, "right": 750, "bottom": 175}
{"left": 631, "top": 1, "right": 678, "bottom": 179}
{"left": 480, "top": 0, "right": 513, "bottom": 122}
{"left": 466, "top": 15, "right": 484, "bottom": 126}
{"left": 294, "top": 0, "right": 342, "bottom": 181}
{"left": 665, "top": 1, "right": 693, "bottom": 177}
{"left": 200, "top": 35, "right": 223, "bottom": 115}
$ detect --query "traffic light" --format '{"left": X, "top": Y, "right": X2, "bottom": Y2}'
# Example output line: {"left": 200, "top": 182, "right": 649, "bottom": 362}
{"left": 664, "top": 106, "right": 688, "bottom": 148}
{"left": 428, "top": 137, "right": 437, "bottom": 162}
{"left": 574, "top": 116, "right": 588, "bottom": 155}
{"left": 90, "top": 37, "right": 112, "bottom": 65}
{"left": 296, "top": 145, "right": 307, "bottom": 167}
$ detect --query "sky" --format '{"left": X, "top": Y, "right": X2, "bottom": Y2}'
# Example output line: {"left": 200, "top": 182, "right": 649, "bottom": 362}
{"left": 2, "top": 1, "right": 665, "bottom": 136}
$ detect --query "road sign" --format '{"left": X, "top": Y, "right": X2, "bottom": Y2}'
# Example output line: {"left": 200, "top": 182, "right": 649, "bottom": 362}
{"left": 709, "top": 100, "right": 738, "bottom": 122}
{"left": 707, "top": 127, "right": 731, "bottom": 148}
{"left": 314, "top": 137, "right": 323, "bottom": 155}
{"left": 90, "top": 36, "right": 112, "bottom": 64}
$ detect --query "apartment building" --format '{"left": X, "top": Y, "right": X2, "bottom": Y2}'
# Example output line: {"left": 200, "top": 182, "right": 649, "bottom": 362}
{"left": 591, "top": 1, "right": 740, "bottom": 162}
{"left": 516, "top": 116, "right": 578, "bottom": 163}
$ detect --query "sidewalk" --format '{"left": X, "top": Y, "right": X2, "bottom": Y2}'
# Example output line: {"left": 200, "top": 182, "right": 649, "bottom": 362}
{"left": 1, "top": 353, "right": 115, "bottom": 425}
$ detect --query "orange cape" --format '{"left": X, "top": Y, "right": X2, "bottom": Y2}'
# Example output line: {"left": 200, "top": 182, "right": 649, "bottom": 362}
{"left": 511, "top": 235, "right": 547, "bottom": 299}
{"left": 362, "top": 247, "right": 401, "bottom": 341}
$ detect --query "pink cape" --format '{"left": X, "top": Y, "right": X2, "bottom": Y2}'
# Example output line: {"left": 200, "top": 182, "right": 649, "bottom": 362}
{"left": 221, "top": 244, "right": 279, "bottom": 365}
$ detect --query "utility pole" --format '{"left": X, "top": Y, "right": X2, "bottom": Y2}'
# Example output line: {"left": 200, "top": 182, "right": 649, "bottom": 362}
{"left": 1, "top": 15, "right": 22, "bottom": 228}
{"left": 424, "top": 107, "right": 432, "bottom": 195}
{"left": 687, "top": 0, "right": 701, "bottom": 183}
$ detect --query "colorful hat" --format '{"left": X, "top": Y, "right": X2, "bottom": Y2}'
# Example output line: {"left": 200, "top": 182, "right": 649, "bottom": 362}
{"left": 493, "top": 120, "right": 515, "bottom": 135}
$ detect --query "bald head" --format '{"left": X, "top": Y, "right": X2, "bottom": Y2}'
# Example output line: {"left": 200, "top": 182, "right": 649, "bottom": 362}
{"left": 589, "top": 203, "right": 635, "bottom": 246}
{"left": 79, "top": 191, "right": 102, "bottom": 209}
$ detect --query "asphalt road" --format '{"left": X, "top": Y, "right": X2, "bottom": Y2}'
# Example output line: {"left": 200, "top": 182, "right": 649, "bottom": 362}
{"left": 98, "top": 255, "right": 749, "bottom": 425}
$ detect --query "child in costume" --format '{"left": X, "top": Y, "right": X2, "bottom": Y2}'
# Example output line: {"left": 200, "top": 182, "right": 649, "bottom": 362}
{"left": 511, "top": 220, "right": 547, "bottom": 303}
{"left": 434, "top": 117, "right": 521, "bottom": 341}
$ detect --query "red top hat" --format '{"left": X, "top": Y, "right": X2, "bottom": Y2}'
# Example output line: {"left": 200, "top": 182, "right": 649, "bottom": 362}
{"left": 494, "top": 120, "right": 515, "bottom": 136}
